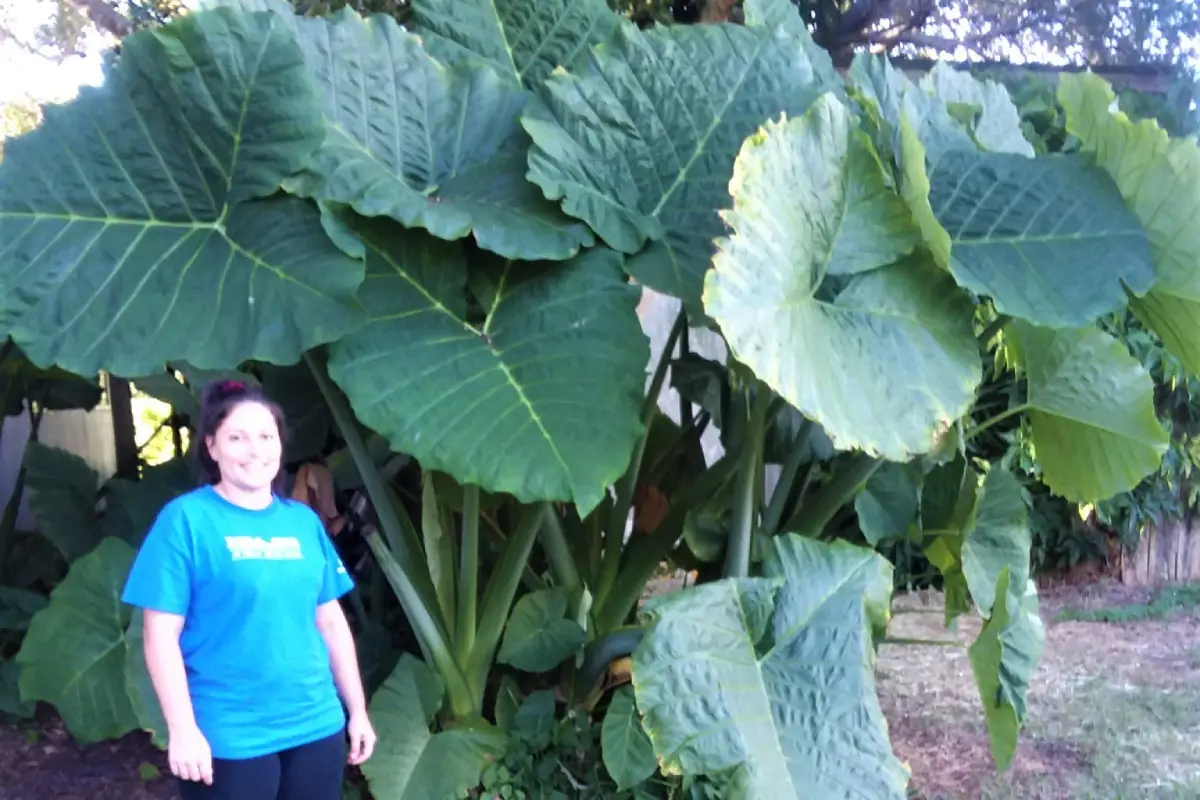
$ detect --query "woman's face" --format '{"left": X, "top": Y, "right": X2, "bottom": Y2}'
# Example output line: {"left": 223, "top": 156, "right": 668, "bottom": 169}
{"left": 205, "top": 401, "right": 282, "bottom": 492}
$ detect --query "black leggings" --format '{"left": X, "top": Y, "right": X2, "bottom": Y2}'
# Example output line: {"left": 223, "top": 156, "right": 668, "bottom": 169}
{"left": 177, "top": 730, "right": 346, "bottom": 800}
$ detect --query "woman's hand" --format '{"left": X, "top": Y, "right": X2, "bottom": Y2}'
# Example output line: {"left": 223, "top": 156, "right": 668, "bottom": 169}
{"left": 346, "top": 710, "right": 377, "bottom": 765}
{"left": 168, "top": 723, "right": 213, "bottom": 785}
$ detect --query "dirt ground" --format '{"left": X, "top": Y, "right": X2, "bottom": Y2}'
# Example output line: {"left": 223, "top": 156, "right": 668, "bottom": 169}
{"left": 2, "top": 581, "right": 1198, "bottom": 800}
{"left": 880, "top": 581, "right": 1200, "bottom": 799}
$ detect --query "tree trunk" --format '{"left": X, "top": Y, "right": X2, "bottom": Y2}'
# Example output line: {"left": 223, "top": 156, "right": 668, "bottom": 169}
{"left": 700, "top": 0, "right": 738, "bottom": 23}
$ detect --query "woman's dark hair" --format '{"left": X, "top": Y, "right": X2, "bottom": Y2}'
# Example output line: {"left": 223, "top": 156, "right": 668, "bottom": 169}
{"left": 196, "top": 379, "right": 288, "bottom": 493}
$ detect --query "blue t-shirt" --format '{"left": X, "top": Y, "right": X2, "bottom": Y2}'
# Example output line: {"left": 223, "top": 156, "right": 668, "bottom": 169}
{"left": 122, "top": 485, "right": 355, "bottom": 760}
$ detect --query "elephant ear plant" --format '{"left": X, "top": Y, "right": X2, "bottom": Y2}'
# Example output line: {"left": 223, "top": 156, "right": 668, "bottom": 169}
{"left": 1, "top": 0, "right": 1196, "bottom": 796}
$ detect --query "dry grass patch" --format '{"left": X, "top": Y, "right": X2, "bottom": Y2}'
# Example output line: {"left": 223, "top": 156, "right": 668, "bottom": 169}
{"left": 880, "top": 586, "right": 1200, "bottom": 799}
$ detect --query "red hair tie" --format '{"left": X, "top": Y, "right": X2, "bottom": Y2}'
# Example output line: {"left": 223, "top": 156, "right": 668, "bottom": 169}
{"left": 220, "top": 380, "right": 246, "bottom": 392}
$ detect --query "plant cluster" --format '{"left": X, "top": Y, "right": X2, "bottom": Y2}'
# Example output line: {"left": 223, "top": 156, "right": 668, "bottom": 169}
{"left": 1, "top": 0, "right": 1198, "bottom": 797}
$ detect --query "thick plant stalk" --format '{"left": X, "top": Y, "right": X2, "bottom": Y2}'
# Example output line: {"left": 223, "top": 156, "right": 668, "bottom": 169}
{"left": 761, "top": 419, "right": 814, "bottom": 535}
{"left": 304, "top": 353, "right": 465, "bottom": 707}
{"left": 781, "top": 453, "right": 882, "bottom": 538}
{"left": 421, "top": 474, "right": 456, "bottom": 639}
{"left": 465, "top": 503, "right": 547, "bottom": 708}
{"left": 594, "top": 455, "right": 740, "bottom": 632}
{"left": 599, "top": 310, "right": 686, "bottom": 603}
{"left": 455, "top": 484, "right": 480, "bottom": 663}
{"left": 574, "top": 626, "right": 644, "bottom": 701}
{"left": 538, "top": 506, "right": 586, "bottom": 620}
{"left": 365, "top": 531, "right": 473, "bottom": 716}
{"left": 723, "top": 388, "right": 772, "bottom": 578}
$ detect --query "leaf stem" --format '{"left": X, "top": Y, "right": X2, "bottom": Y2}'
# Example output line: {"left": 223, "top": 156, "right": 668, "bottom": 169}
{"left": 964, "top": 403, "right": 1030, "bottom": 440}
{"left": 781, "top": 453, "right": 881, "bottom": 538}
{"left": 539, "top": 505, "right": 586, "bottom": 621}
{"left": 599, "top": 309, "right": 686, "bottom": 603}
{"left": 594, "top": 454, "right": 740, "bottom": 632}
{"left": 723, "top": 385, "right": 771, "bottom": 579}
{"left": 466, "top": 502, "right": 547, "bottom": 710}
{"left": 761, "top": 418, "right": 813, "bottom": 535}
{"left": 977, "top": 314, "right": 1011, "bottom": 348}
{"left": 455, "top": 484, "right": 480, "bottom": 664}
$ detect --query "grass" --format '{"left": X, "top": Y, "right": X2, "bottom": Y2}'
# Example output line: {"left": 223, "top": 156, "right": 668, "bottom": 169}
{"left": 880, "top": 583, "right": 1200, "bottom": 800}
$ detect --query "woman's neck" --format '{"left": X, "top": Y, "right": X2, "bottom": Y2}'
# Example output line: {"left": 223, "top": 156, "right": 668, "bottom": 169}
{"left": 213, "top": 481, "right": 274, "bottom": 511}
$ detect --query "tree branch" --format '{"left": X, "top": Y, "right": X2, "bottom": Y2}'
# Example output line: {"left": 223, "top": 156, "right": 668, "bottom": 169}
{"left": 67, "top": 0, "right": 133, "bottom": 40}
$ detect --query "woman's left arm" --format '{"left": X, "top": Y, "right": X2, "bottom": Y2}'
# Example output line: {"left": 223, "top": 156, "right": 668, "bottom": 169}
{"left": 316, "top": 599, "right": 376, "bottom": 765}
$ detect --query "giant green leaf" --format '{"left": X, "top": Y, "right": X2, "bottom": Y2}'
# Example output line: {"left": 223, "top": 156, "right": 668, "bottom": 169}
{"left": 741, "top": 0, "right": 839, "bottom": 88}
{"left": 926, "top": 149, "right": 1156, "bottom": 328}
{"left": 411, "top": 0, "right": 625, "bottom": 90}
{"left": 968, "top": 569, "right": 1045, "bottom": 772}
{"left": 523, "top": 23, "right": 831, "bottom": 309}
{"left": 632, "top": 536, "right": 908, "bottom": 798}
{"left": 1008, "top": 321, "right": 1168, "bottom": 502}
{"left": 327, "top": 217, "right": 648, "bottom": 516}
{"left": 919, "top": 62, "right": 1034, "bottom": 157}
{"left": 362, "top": 654, "right": 508, "bottom": 799}
{"left": 703, "top": 96, "right": 980, "bottom": 461}
{"left": 16, "top": 538, "right": 138, "bottom": 743}
{"left": 0, "top": 7, "right": 364, "bottom": 377}
{"left": 1059, "top": 72, "right": 1200, "bottom": 376}
{"left": 273, "top": 8, "right": 592, "bottom": 261}
{"left": 23, "top": 443, "right": 101, "bottom": 563}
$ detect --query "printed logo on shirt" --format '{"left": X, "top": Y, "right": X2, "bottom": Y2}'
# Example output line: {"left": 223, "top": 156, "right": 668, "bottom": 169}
{"left": 224, "top": 535, "right": 304, "bottom": 561}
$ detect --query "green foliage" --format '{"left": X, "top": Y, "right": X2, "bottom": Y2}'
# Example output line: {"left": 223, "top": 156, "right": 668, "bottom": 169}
{"left": 2, "top": 0, "right": 1199, "bottom": 796}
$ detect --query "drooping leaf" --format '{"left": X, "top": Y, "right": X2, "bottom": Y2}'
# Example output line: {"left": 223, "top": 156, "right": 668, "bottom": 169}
{"left": 922, "top": 465, "right": 1033, "bottom": 625}
{"left": 23, "top": 443, "right": 101, "bottom": 563}
{"left": 601, "top": 685, "right": 656, "bottom": 792}
{"left": 961, "top": 469, "right": 1032, "bottom": 616}
{"left": 0, "top": 345, "right": 102, "bottom": 417}
{"left": 275, "top": 8, "right": 592, "bottom": 261}
{"left": 327, "top": 217, "right": 648, "bottom": 516}
{"left": 1008, "top": 321, "right": 1168, "bottom": 502}
{"left": 919, "top": 62, "right": 1034, "bottom": 157}
{"left": 130, "top": 364, "right": 256, "bottom": 422}
{"left": 855, "top": 462, "right": 918, "bottom": 546}
{"left": 124, "top": 611, "right": 168, "bottom": 748}
{"left": 497, "top": 588, "right": 585, "bottom": 673}
{"left": 919, "top": 455, "right": 975, "bottom": 622}
{"left": 924, "top": 149, "right": 1156, "bottom": 328}
{"left": 632, "top": 536, "right": 908, "bottom": 798}
{"left": 523, "top": 23, "right": 831, "bottom": 309}
{"left": 704, "top": 96, "right": 980, "bottom": 461}
{"left": 494, "top": 674, "right": 520, "bottom": 732}
{"left": 362, "top": 654, "right": 508, "bottom": 799}
{"left": 0, "top": 659, "right": 34, "bottom": 719}
{"left": 16, "top": 538, "right": 139, "bottom": 743}
{"left": 260, "top": 361, "right": 331, "bottom": 462}
{"left": 100, "top": 457, "right": 197, "bottom": 549}
{"left": 1059, "top": 72, "right": 1200, "bottom": 376}
{"left": 967, "top": 569, "right": 1045, "bottom": 772}
{"left": 0, "top": 7, "right": 364, "bottom": 376}
{"left": 0, "top": 587, "right": 48, "bottom": 631}
{"left": 410, "top": 0, "right": 625, "bottom": 90}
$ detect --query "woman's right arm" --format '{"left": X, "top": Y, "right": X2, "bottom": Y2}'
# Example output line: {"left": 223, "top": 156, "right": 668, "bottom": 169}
{"left": 143, "top": 609, "right": 213, "bottom": 785}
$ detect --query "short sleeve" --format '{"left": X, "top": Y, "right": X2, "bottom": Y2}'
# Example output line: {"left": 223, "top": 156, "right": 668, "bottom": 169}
{"left": 121, "top": 500, "right": 193, "bottom": 616}
{"left": 315, "top": 518, "right": 354, "bottom": 605}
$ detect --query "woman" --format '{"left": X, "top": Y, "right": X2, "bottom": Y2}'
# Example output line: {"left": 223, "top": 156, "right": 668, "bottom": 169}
{"left": 122, "top": 379, "right": 377, "bottom": 799}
